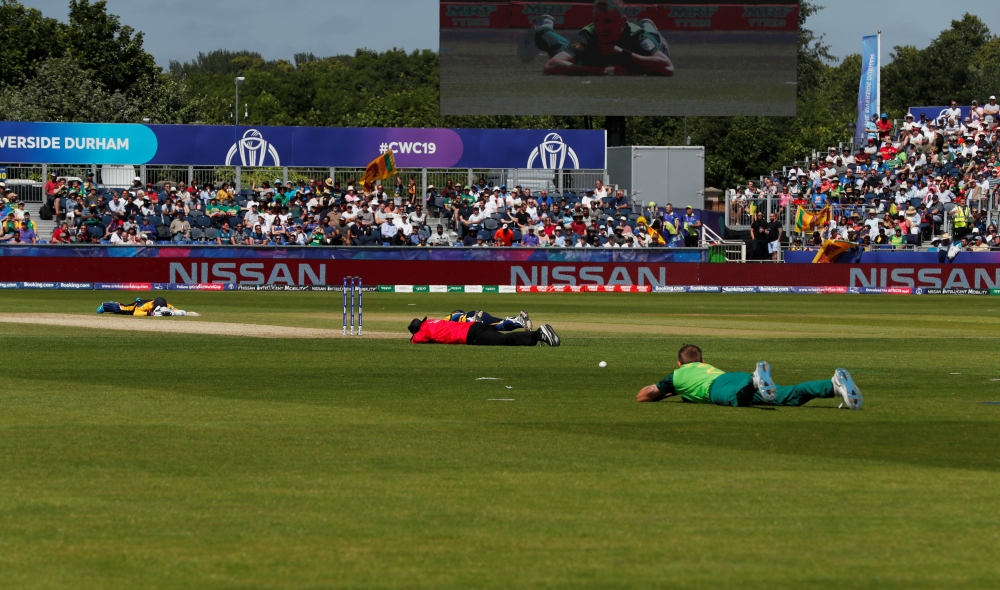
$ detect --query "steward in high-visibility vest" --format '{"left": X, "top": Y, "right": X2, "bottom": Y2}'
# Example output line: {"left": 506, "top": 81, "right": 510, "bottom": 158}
{"left": 951, "top": 202, "right": 971, "bottom": 238}
{"left": 952, "top": 205, "right": 967, "bottom": 227}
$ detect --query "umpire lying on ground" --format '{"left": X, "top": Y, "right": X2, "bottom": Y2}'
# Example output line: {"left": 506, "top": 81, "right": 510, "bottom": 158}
{"left": 408, "top": 317, "right": 560, "bottom": 346}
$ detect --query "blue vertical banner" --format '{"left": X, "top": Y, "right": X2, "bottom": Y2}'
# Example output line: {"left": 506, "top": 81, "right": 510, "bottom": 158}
{"left": 856, "top": 35, "right": 880, "bottom": 143}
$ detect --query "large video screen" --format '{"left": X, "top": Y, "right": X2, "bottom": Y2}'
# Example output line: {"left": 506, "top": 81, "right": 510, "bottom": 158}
{"left": 440, "top": 0, "right": 798, "bottom": 116}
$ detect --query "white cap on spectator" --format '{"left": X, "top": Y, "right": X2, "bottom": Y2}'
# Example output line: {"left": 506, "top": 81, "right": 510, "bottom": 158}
{"left": 134, "top": 176, "right": 141, "bottom": 181}
{"left": 991, "top": 96, "right": 997, "bottom": 100}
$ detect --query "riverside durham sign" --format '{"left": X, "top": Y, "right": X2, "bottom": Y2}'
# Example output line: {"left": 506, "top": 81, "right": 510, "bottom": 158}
{"left": 0, "top": 121, "right": 606, "bottom": 169}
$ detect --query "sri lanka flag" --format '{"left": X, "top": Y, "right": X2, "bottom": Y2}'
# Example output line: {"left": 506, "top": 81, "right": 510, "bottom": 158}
{"left": 361, "top": 150, "right": 397, "bottom": 191}
{"left": 794, "top": 205, "right": 831, "bottom": 233}
{"left": 812, "top": 239, "right": 855, "bottom": 264}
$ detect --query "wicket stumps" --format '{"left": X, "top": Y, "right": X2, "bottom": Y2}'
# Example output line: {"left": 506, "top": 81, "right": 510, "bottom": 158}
{"left": 342, "top": 276, "right": 363, "bottom": 336}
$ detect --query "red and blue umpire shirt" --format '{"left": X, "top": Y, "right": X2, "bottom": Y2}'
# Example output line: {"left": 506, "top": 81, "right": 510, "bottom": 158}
{"left": 410, "top": 319, "right": 473, "bottom": 345}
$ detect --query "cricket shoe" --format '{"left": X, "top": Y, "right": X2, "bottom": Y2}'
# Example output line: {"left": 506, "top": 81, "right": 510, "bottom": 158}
{"left": 472, "top": 310, "right": 484, "bottom": 323}
{"left": 532, "top": 14, "right": 555, "bottom": 32}
{"left": 638, "top": 18, "right": 670, "bottom": 58}
{"left": 833, "top": 369, "right": 863, "bottom": 410}
{"left": 753, "top": 361, "right": 777, "bottom": 403}
{"left": 518, "top": 310, "right": 532, "bottom": 331}
{"left": 539, "top": 324, "right": 561, "bottom": 347}
{"left": 518, "top": 15, "right": 554, "bottom": 63}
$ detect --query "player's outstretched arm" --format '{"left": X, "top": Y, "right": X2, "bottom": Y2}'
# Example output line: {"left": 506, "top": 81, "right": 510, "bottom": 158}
{"left": 543, "top": 52, "right": 609, "bottom": 76}
{"left": 625, "top": 50, "right": 674, "bottom": 77}
{"left": 637, "top": 384, "right": 670, "bottom": 402}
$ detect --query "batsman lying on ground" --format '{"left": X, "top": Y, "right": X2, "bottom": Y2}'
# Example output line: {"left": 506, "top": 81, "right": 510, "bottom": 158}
{"left": 409, "top": 317, "right": 559, "bottom": 347}
{"left": 96, "top": 297, "right": 197, "bottom": 317}
{"left": 636, "top": 345, "right": 863, "bottom": 410}
{"left": 520, "top": 0, "right": 674, "bottom": 77}
{"left": 448, "top": 309, "right": 532, "bottom": 331}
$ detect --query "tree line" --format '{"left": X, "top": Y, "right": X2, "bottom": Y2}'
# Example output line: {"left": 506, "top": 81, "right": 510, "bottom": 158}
{"left": 1, "top": 1, "right": 998, "bottom": 188}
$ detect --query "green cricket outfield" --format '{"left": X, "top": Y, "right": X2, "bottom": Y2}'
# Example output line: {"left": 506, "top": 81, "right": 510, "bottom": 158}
{"left": 440, "top": 30, "right": 797, "bottom": 116}
{"left": 1, "top": 291, "right": 998, "bottom": 588}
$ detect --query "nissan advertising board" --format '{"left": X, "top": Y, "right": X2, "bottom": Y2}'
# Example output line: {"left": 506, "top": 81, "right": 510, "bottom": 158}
{"left": 5, "top": 247, "right": 1000, "bottom": 291}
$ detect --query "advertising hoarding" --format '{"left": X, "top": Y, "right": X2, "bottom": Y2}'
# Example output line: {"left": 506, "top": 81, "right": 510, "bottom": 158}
{"left": 5, "top": 247, "right": 1000, "bottom": 291}
{"left": 0, "top": 122, "right": 606, "bottom": 169}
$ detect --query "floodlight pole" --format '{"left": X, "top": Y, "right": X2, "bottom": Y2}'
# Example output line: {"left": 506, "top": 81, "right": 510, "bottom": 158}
{"left": 235, "top": 76, "right": 245, "bottom": 153}
{"left": 607, "top": 116, "right": 626, "bottom": 147}
{"left": 876, "top": 31, "right": 881, "bottom": 116}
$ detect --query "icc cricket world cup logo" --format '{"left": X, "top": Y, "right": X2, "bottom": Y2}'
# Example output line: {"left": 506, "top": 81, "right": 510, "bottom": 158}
{"left": 526, "top": 133, "right": 580, "bottom": 169}
{"left": 226, "top": 129, "right": 281, "bottom": 166}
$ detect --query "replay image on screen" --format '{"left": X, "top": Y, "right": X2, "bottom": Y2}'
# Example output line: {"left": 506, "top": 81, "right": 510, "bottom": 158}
{"left": 440, "top": 0, "right": 799, "bottom": 116}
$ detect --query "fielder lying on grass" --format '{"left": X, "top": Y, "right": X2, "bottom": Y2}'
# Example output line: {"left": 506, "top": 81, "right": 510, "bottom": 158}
{"left": 637, "top": 344, "right": 863, "bottom": 410}
{"left": 448, "top": 309, "right": 532, "bottom": 331}
{"left": 96, "top": 297, "right": 198, "bottom": 317}
{"left": 409, "top": 317, "right": 559, "bottom": 346}
{"left": 521, "top": 0, "right": 675, "bottom": 77}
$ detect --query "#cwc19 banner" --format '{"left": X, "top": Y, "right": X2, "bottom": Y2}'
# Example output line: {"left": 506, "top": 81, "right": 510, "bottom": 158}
{"left": 7, "top": 247, "right": 1000, "bottom": 291}
{"left": 441, "top": 3, "right": 798, "bottom": 31}
{"left": 0, "top": 122, "right": 606, "bottom": 169}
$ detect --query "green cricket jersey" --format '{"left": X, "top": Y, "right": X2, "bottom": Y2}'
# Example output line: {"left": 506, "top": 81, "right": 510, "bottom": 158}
{"left": 572, "top": 22, "right": 661, "bottom": 71}
{"left": 656, "top": 362, "right": 726, "bottom": 404}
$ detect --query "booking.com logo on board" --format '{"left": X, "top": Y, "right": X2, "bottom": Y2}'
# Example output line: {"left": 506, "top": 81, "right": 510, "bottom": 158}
{"left": 0, "top": 122, "right": 157, "bottom": 164}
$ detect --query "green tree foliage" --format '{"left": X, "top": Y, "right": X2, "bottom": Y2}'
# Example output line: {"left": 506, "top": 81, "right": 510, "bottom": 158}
{"left": 0, "top": 56, "right": 201, "bottom": 123}
{"left": 169, "top": 50, "right": 267, "bottom": 78}
{"left": 64, "top": 0, "right": 160, "bottom": 95}
{"left": 882, "top": 14, "right": 994, "bottom": 114}
{"left": 170, "top": 48, "right": 442, "bottom": 127}
{"left": 796, "top": 1, "right": 834, "bottom": 99}
{"left": 0, "top": 0, "right": 198, "bottom": 123}
{"left": 968, "top": 38, "right": 1000, "bottom": 101}
{"left": 0, "top": 0, "right": 66, "bottom": 87}
{"left": 0, "top": 57, "right": 130, "bottom": 122}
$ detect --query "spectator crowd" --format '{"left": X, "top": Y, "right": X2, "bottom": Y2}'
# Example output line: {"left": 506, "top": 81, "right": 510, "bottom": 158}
{"left": 0, "top": 172, "right": 702, "bottom": 248}
{"left": 734, "top": 95, "right": 1000, "bottom": 253}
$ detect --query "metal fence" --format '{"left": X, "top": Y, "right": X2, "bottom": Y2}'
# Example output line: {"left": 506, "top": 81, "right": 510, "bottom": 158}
{"left": 725, "top": 193, "right": 792, "bottom": 231}
{"left": 0, "top": 164, "right": 45, "bottom": 202}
